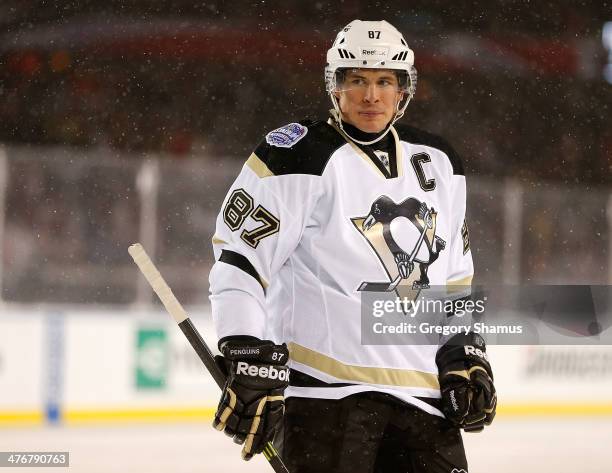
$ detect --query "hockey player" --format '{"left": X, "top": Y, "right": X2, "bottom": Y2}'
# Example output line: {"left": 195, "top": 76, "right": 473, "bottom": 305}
{"left": 209, "top": 20, "right": 496, "bottom": 472}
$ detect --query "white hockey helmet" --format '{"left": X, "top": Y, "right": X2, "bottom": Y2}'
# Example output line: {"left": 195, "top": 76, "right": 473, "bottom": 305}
{"left": 325, "top": 20, "right": 417, "bottom": 143}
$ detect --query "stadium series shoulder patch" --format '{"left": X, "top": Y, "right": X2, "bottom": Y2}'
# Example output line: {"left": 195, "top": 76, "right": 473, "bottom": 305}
{"left": 265, "top": 123, "right": 308, "bottom": 148}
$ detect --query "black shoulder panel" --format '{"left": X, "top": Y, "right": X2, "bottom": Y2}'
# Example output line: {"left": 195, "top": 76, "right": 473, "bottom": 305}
{"left": 253, "top": 120, "right": 346, "bottom": 176}
{"left": 394, "top": 123, "right": 465, "bottom": 176}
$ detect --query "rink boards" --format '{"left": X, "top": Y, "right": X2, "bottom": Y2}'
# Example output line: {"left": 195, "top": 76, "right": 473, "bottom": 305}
{"left": 1, "top": 307, "right": 612, "bottom": 425}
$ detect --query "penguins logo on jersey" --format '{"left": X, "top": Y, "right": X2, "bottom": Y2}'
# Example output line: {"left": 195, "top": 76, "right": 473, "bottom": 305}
{"left": 351, "top": 196, "right": 446, "bottom": 300}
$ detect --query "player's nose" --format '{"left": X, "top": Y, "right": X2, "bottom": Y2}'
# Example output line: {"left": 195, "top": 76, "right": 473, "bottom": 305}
{"left": 363, "top": 83, "right": 380, "bottom": 102}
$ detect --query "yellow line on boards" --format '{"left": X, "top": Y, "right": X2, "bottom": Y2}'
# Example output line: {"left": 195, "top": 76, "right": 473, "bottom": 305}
{"left": 498, "top": 404, "right": 612, "bottom": 416}
{"left": 2, "top": 404, "right": 612, "bottom": 426}
{"left": 0, "top": 411, "right": 44, "bottom": 425}
{"left": 60, "top": 404, "right": 612, "bottom": 422}
{"left": 64, "top": 407, "right": 217, "bottom": 424}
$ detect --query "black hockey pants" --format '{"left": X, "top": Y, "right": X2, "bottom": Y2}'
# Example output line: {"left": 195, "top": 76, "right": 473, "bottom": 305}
{"left": 274, "top": 392, "right": 468, "bottom": 473}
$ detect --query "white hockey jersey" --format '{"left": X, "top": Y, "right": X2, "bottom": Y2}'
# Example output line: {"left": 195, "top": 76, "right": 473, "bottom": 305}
{"left": 209, "top": 118, "right": 473, "bottom": 417}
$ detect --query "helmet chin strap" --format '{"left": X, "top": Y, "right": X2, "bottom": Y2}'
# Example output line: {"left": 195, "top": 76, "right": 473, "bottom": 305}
{"left": 329, "top": 93, "right": 408, "bottom": 146}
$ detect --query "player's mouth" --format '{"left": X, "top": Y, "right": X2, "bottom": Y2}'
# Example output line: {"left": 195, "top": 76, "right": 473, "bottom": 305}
{"left": 359, "top": 111, "right": 384, "bottom": 119}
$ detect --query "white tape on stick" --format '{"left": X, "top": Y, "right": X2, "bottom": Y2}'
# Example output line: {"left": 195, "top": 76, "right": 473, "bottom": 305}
{"left": 128, "top": 243, "right": 188, "bottom": 324}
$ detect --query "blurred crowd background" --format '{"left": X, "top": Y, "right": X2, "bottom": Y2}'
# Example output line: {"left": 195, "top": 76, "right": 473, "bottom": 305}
{"left": 0, "top": 0, "right": 610, "bottom": 305}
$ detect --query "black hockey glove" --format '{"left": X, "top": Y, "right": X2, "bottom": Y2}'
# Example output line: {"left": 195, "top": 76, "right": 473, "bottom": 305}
{"left": 213, "top": 338, "right": 289, "bottom": 460}
{"left": 436, "top": 332, "right": 497, "bottom": 432}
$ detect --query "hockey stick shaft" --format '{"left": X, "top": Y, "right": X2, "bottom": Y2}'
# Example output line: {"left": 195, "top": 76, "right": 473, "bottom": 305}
{"left": 128, "top": 243, "right": 290, "bottom": 473}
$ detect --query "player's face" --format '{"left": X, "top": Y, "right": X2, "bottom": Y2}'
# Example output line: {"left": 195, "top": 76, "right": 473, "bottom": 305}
{"left": 335, "top": 69, "right": 404, "bottom": 134}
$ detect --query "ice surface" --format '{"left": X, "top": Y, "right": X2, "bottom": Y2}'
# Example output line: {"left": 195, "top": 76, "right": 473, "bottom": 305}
{"left": 1, "top": 418, "right": 610, "bottom": 472}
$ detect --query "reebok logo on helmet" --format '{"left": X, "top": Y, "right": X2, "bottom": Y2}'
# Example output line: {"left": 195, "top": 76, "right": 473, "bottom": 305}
{"left": 360, "top": 47, "right": 388, "bottom": 57}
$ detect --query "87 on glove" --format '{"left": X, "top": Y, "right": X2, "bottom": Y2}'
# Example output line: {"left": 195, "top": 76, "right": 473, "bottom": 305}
{"left": 213, "top": 338, "right": 289, "bottom": 460}
{"left": 436, "top": 332, "right": 497, "bottom": 432}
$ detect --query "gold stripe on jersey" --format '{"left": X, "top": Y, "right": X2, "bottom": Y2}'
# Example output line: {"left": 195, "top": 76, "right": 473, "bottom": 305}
{"left": 288, "top": 342, "right": 440, "bottom": 389}
{"left": 245, "top": 153, "right": 275, "bottom": 178}
{"left": 212, "top": 235, "right": 227, "bottom": 245}
{"left": 390, "top": 126, "right": 404, "bottom": 177}
{"left": 447, "top": 275, "right": 473, "bottom": 287}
